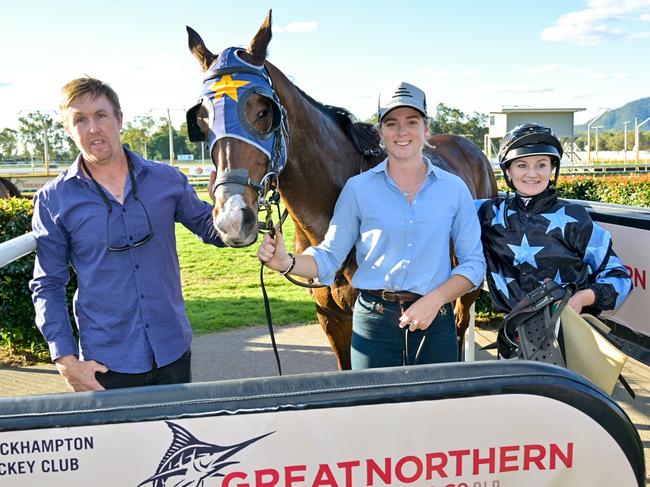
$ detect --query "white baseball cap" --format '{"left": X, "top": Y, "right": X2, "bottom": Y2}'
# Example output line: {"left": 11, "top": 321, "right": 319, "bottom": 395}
{"left": 378, "top": 82, "right": 427, "bottom": 122}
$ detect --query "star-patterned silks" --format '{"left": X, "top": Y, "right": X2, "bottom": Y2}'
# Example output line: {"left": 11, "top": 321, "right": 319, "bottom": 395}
{"left": 491, "top": 200, "right": 517, "bottom": 227}
{"left": 507, "top": 234, "right": 544, "bottom": 268}
{"left": 491, "top": 270, "right": 515, "bottom": 298}
{"left": 553, "top": 270, "right": 564, "bottom": 285}
{"left": 208, "top": 74, "right": 251, "bottom": 102}
{"left": 540, "top": 207, "right": 578, "bottom": 237}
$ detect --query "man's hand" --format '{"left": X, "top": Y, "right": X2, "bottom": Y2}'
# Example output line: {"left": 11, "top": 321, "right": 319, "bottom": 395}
{"left": 55, "top": 355, "right": 108, "bottom": 392}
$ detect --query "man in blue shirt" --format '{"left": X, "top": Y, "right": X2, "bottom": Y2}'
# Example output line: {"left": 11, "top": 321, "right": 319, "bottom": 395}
{"left": 30, "top": 77, "right": 224, "bottom": 391}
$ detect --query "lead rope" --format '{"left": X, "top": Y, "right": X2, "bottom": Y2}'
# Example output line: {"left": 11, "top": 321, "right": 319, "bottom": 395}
{"left": 260, "top": 261, "right": 283, "bottom": 376}
{"left": 259, "top": 191, "right": 285, "bottom": 375}
{"left": 400, "top": 303, "right": 427, "bottom": 366}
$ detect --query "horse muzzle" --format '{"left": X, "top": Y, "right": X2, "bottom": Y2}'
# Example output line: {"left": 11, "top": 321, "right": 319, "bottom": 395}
{"left": 213, "top": 193, "right": 259, "bottom": 247}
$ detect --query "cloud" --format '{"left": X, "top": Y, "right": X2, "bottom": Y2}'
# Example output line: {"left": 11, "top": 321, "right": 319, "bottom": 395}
{"left": 0, "top": 82, "right": 12, "bottom": 87}
{"left": 275, "top": 21, "right": 318, "bottom": 34}
{"left": 527, "top": 64, "right": 562, "bottom": 73}
{"left": 540, "top": 0, "right": 650, "bottom": 45}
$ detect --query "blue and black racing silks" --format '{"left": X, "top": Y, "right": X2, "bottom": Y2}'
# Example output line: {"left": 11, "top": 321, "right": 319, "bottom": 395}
{"left": 475, "top": 188, "right": 632, "bottom": 314}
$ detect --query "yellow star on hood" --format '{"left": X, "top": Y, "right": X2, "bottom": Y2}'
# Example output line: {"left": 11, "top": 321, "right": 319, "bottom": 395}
{"left": 207, "top": 75, "right": 250, "bottom": 102}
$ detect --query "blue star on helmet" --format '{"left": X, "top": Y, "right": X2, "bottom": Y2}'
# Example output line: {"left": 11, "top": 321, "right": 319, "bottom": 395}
{"left": 491, "top": 270, "right": 515, "bottom": 299}
{"left": 540, "top": 207, "right": 578, "bottom": 237}
{"left": 508, "top": 234, "right": 544, "bottom": 268}
{"left": 491, "top": 201, "right": 516, "bottom": 227}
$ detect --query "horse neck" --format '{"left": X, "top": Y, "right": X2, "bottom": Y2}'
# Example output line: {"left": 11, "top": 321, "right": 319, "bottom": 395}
{"left": 267, "top": 63, "right": 360, "bottom": 242}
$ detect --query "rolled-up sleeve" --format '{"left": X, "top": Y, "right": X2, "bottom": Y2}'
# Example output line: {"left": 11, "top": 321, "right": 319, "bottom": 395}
{"left": 303, "top": 181, "right": 361, "bottom": 285}
{"left": 29, "top": 192, "right": 78, "bottom": 361}
{"left": 450, "top": 184, "right": 486, "bottom": 288}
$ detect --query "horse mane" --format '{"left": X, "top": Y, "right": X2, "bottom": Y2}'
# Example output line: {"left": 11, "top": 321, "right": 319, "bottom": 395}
{"left": 0, "top": 177, "right": 21, "bottom": 198}
{"left": 294, "top": 86, "right": 384, "bottom": 166}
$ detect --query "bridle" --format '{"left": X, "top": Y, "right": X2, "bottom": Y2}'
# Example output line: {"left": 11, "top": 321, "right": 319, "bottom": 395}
{"left": 186, "top": 47, "right": 290, "bottom": 235}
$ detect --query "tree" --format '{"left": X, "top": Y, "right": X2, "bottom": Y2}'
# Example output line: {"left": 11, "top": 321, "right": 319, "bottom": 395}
{"left": 17, "top": 112, "right": 72, "bottom": 161}
{"left": 0, "top": 128, "right": 18, "bottom": 161}
{"left": 429, "top": 103, "right": 488, "bottom": 147}
{"left": 148, "top": 118, "right": 191, "bottom": 162}
{"left": 179, "top": 121, "right": 206, "bottom": 161}
{"left": 121, "top": 115, "right": 156, "bottom": 158}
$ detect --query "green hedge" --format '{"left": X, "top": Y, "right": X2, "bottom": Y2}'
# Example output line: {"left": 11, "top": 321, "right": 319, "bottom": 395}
{"left": 497, "top": 174, "right": 650, "bottom": 207}
{"left": 0, "top": 198, "right": 76, "bottom": 354}
{"left": 0, "top": 198, "right": 42, "bottom": 352}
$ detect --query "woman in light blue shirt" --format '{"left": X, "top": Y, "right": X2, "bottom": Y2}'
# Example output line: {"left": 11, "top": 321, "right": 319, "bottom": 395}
{"left": 257, "top": 82, "right": 485, "bottom": 369}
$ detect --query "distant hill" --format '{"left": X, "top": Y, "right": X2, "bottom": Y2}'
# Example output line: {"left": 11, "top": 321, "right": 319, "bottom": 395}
{"left": 575, "top": 97, "right": 650, "bottom": 133}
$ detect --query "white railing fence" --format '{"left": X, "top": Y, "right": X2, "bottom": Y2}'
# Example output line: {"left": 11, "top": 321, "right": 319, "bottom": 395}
{"left": 0, "top": 232, "right": 36, "bottom": 269}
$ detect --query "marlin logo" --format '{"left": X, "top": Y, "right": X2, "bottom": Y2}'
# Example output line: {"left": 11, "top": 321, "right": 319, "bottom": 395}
{"left": 138, "top": 421, "right": 273, "bottom": 487}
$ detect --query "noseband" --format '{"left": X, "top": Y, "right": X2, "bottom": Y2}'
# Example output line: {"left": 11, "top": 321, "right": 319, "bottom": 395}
{"left": 187, "top": 47, "right": 290, "bottom": 215}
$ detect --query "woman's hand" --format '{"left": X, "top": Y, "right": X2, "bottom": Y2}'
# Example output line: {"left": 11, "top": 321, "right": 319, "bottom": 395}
{"left": 256, "top": 227, "right": 291, "bottom": 273}
{"left": 568, "top": 288, "right": 596, "bottom": 314}
{"left": 399, "top": 292, "right": 444, "bottom": 332}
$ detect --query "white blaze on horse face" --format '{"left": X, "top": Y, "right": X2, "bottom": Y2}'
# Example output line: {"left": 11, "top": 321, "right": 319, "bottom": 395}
{"left": 215, "top": 194, "right": 247, "bottom": 237}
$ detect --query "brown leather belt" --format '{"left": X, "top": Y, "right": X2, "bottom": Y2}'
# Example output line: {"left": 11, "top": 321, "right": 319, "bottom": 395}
{"left": 364, "top": 289, "right": 422, "bottom": 303}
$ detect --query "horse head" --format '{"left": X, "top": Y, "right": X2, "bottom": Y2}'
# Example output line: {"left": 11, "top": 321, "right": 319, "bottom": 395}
{"left": 186, "top": 11, "right": 287, "bottom": 247}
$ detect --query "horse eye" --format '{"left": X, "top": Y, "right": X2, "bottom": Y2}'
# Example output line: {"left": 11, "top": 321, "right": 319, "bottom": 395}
{"left": 256, "top": 108, "right": 270, "bottom": 121}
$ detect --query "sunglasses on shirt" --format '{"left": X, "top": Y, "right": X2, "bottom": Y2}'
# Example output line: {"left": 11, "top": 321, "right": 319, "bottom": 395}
{"left": 81, "top": 156, "right": 154, "bottom": 252}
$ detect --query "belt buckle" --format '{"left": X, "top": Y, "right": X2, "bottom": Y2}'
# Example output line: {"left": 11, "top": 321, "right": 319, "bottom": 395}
{"left": 381, "top": 290, "right": 393, "bottom": 301}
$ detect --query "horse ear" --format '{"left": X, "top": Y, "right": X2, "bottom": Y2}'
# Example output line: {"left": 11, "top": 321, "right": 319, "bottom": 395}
{"left": 246, "top": 10, "right": 272, "bottom": 66}
{"left": 186, "top": 26, "right": 217, "bottom": 71}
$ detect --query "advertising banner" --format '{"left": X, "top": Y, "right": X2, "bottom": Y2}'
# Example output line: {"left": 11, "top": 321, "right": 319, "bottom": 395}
{"left": 0, "top": 363, "right": 644, "bottom": 486}
{"left": 0, "top": 394, "right": 638, "bottom": 486}
{"left": 599, "top": 221, "right": 649, "bottom": 338}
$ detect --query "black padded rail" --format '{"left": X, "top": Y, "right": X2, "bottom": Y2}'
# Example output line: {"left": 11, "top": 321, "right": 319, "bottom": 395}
{"left": 0, "top": 361, "right": 645, "bottom": 485}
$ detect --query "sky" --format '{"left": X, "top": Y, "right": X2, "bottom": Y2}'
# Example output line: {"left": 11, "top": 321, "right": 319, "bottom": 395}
{"left": 1, "top": 0, "right": 649, "bottom": 131}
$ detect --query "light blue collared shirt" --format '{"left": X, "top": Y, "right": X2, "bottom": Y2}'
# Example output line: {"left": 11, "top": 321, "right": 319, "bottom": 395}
{"left": 304, "top": 157, "right": 485, "bottom": 294}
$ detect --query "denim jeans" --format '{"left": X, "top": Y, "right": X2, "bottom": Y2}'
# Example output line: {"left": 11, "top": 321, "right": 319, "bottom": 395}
{"left": 95, "top": 348, "right": 192, "bottom": 389}
{"left": 351, "top": 291, "right": 458, "bottom": 369}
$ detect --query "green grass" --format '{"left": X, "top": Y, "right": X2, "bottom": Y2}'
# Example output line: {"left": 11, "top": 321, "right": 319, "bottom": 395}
{"left": 177, "top": 193, "right": 317, "bottom": 334}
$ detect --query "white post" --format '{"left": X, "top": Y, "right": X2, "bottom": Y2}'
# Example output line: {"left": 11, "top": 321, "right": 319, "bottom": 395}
{"left": 586, "top": 109, "right": 610, "bottom": 163}
{"left": 464, "top": 302, "right": 476, "bottom": 362}
{"left": 623, "top": 120, "right": 630, "bottom": 164}
{"left": 0, "top": 232, "right": 37, "bottom": 269}
{"left": 593, "top": 126, "right": 603, "bottom": 163}
{"left": 636, "top": 116, "right": 650, "bottom": 164}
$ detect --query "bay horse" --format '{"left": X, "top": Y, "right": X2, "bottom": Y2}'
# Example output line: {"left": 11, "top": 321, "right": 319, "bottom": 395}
{"left": 0, "top": 177, "right": 21, "bottom": 198}
{"left": 186, "top": 11, "right": 497, "bottom": 370}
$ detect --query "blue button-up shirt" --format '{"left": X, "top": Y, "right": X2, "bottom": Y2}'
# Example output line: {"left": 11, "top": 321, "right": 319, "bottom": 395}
{"left": 304, "top": 158, "right": 485, "bottom": 294}
{"left": 30, "top": 149, "right": 223, "bottom": 373}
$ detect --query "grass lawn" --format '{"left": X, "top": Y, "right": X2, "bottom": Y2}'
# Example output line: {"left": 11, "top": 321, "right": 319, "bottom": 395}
{"left": 178, "top": 193, "right": 317, "bottom": 334}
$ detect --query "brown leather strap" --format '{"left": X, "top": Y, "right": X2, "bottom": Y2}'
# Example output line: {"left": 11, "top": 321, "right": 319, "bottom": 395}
{"left": 364, "top": 289, "right": 422, "bottom": 303}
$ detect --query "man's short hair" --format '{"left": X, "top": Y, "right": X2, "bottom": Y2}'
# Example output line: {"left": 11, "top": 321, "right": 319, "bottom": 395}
{"left": 60, "top": 77, "right": 121, "bottom": 126}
